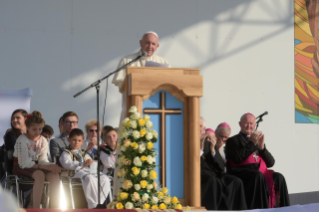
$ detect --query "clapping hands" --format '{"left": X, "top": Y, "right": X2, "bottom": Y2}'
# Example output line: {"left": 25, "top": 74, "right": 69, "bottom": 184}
{"left": 250, "top": 131, "right": 265, "bottom": 150}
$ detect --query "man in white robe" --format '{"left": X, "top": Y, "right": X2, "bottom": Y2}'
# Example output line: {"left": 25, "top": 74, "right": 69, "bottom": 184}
{"left": 112, "top": 31, "right": 168, "bottom": 198}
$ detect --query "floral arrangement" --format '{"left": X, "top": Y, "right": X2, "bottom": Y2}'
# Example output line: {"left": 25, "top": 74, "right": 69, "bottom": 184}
{"left": 108, "top": 106, "right": 183, "bottom": 210}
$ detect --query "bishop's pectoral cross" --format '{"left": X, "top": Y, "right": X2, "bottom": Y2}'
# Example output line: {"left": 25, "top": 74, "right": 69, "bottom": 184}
{"left": 253, "top": 153, "right": 259, "bottom": 162}
{"left": 143, "top": 92, "right": 182, "bottom": 187}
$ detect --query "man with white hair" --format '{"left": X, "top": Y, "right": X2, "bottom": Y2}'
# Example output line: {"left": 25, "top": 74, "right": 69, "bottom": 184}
{"left": 112, "top": 31, "right": 169, "bottom": 86}
{"left": 225, "top": 113, "right": 290, "bottom": 209}
{"left": 201, "top": 127, "right": 247, "bottom": 210}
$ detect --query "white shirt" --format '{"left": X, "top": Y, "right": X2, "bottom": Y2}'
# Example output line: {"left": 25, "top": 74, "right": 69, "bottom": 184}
{"left": 13, "top": 134, "right": 49, "bottom": 168}
{"left": 112, "top": 50, "right": 169, "bottom": 86}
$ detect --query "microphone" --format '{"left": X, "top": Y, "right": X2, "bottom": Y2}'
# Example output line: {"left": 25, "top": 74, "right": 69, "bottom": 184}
{"left": 142, "top": 51, "right": 147, "bottom": 56}
{"left": 256, "top": 111, "right": 268, "bottom": 119}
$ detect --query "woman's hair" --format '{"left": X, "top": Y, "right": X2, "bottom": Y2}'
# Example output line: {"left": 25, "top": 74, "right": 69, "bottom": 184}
{"left": 25, "top": 111, "right": 45, "bottom": 127}
{"left": 85, "top": 119, "right": 102, "bottom": 133}
{"left": 11, "top": 109, "right": 28, "bottom": 138}
{"left": 42, "top": 125, "right": 54, "bottom": 136}
{"left": 101, "top": 125, "right": 117, "bottom": 138}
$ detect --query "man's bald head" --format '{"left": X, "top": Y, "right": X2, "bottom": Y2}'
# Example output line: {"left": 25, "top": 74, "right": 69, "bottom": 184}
{"left": 140, "top": 32, "right": 159, "bottom": 57}
{"left": 239, "top": 113, "right": 256, "bottom": 135}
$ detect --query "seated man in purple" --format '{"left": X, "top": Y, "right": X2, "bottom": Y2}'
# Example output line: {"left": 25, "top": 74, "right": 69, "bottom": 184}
{"left": 225, "top": 113, "right": 290, "bottom": 209}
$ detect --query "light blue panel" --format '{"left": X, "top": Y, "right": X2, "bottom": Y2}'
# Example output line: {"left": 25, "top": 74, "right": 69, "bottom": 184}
{"left": 295, "top": 111, "right": 312, "bottom": 123}
{"left": 165, "top": 91, "right": 184, "bottom": 198}
{"left": 143, "top": 92, "right": 161, "bottom": 185}
{"left": 143, "top": 90, "right": 184, "bottom": 198}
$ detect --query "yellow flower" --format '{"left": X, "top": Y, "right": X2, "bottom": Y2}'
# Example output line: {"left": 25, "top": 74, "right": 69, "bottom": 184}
{"left": 161, "top": 187, "right": 169, "bottom": 194}
{"left": 131, "top": 142, "right": 138, "bottom": 150}
{"left": 184, "top": 206, "right": 190, "bottom": 211}
{"left": 139, "top": 119, "right": 146, "bottom": 126}
{"left": 132, "top": 192, "right": 140, "bottom": 201}
{"left": 159, "top": 203, "right": 167, "bottom": 209}
{"left": 143, "top": 204, "right": 150, "bottom": 209}
{"left": 127, "top": 120, "right": 131, "bottom": 126}
{"left": 124, "top": 139, "right": 131, "bottom": 147}
{"left": 116, "top": 203, "right": 124, "bottom": 209}
{"left": 131, "top": 167, "right": 141, "bottom": 176}
{"left": 140, "top": 180, "right": 148, "bottom": 188}
{"left": 120, "top": 192, "right": 129, "bottom": 200}
{"left": 140, "top": 128, "right": 146, "bottom": 137}
{"left": 151, "top": 205, "right": 158, "bottom": 209}
{"left": 175, "top": 204, "right": 182, "bottom": 210}
{"left": 172, "top": 196, "right": 179, "bottom": 204}
{"left": 117, "top": 195, "right": 121, "bottom": 201}
{"left": 140, "top": 155, "right": 147, "bottom": 162}
{"left": 149, "top": 170, "right": 157, "bottom": 180}
{"left": 157, "top": 192, "right": 164, "bottom": 198}
{"left": 147, "top": 142, "right": 153, "bottom": 150}
{"left": 144, "top": 115, "right": 150, "bottom": 121}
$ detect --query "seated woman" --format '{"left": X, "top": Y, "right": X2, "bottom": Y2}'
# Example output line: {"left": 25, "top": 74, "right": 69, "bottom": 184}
{"left": 13, "top": 111, "right": 62, "bottom": 208}
{"left": 59, "top": 128, "right": 110, "bottom": 209}
{"left": 82, "top": 120, "right": 102, "bottom": 159}
{"left": 100, "top": 126, "right": 117, "bottom": 182}
{"left": 5, "top": 109, "right": 27, "bottom": 152}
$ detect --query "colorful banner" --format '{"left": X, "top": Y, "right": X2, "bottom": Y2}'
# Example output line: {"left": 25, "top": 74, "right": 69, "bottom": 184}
{"left": 295, "top": 0, "right": 319, "bottom": 123}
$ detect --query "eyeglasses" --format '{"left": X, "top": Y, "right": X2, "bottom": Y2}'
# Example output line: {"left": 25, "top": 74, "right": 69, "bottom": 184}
{"left": 89, "top": 129, "right": 98, "bottom": 133}
{"left": 65, "top": 121, "right": 78, "bottom": 125}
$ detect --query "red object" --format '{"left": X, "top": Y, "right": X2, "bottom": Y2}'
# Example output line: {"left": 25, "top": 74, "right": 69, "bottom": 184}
{"left": 25, "top": 209, "right": 183, "bottom": 212}
{"left": 27, "top": 114, "right": 31, "bottom": 119}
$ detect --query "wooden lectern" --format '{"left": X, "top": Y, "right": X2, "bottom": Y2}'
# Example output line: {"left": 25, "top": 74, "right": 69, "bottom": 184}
{"left": 120, "top": 67, "right": 203, "bottom": 208}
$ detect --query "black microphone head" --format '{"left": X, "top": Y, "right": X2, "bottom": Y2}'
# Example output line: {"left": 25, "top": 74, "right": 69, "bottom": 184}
{"left": 142, "top": 51, "right": 147, "bottom": 56}
{"left": 265, "top": 111, "right": 268, "bottom": 115}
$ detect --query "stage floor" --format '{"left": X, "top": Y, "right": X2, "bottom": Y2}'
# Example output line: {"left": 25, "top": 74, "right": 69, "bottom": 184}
{"left": 21, "top": 203, "right": 319, "bottom": 212}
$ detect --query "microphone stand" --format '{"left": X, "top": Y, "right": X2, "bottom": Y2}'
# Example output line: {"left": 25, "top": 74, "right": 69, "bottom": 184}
{"left": 254, "top": 112, "right": 268, "bottom": 131}
{"left": 73, "top": 52, "right": 145, "bottom": 204}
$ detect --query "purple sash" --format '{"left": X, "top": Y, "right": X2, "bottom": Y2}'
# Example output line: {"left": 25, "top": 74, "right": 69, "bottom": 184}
{"left": 229, "top": 153, "right": 276, "bottom": 208}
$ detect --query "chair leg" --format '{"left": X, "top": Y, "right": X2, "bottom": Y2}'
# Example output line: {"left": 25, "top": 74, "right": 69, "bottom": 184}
{"left": 69, "top": 178, "right": 75, "bottom": 209}
{"left": 46, "top": 183, "right": 50, "bottom": 209}
{"left": 15, "top": 180, "right": 20, "bottom": 207}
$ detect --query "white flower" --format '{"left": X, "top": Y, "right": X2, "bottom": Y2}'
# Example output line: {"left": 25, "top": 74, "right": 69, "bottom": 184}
{"left": 120, "top": 131, "right": 129, "bottom": 139}
{"left": 122, "top": 117, "right": 129, "bottom": 125}
{"left": 164, "top": 197, "right": 171, "bottom": 204}
{"left": 151, "top": 130, "right": 158, "bottom": 138}
{"left": 134, "top": 184, "right": 141, "bottom": 191}
{"left": 129, "top": 106, "right": 138, "bottom": 113}
{"left": 142, "top": 193, "right": 150, "bottom": 201}
{"left": 138, "top": 143, "right": 146, "bottom": 153}
{"left": 133, "top": 157, "right": 142, "bottom": 166}
{"left": 151, "top": 196, "right": 159, "bottom": 204}
{"left": 146, "top": 132, "right": 153, "bottom": 140}
{"left": 145, "top": 121, "right": 153, "bottom": 129}
{"left": 144, "top": 114, "right": 150, "bottom": 120}
{"left": 130, "top": 120, "right": 137, "bottom": 129}
{"left": 146, "top": 155, "right": 155, "bottom": 164}
{"left": 141, "top": 170, "right": 148, "bottom": 178}
{"left": 132, "top": 130, "right": 140, "bottom": 139}
{"left": 125, "top": 202, "right": 134, "bottom": 209}
{"left": 130, "top": 112, "right": 141, "bottom": 120}
{"left": 120, "top": 145, "right": 127, "bottom": 152}
{"left": 147, "top": 184, "right": 153, "bottom": 190}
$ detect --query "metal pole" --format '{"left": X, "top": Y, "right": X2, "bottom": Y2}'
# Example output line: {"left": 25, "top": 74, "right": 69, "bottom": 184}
{"left": 96, "top": 84, "right": 101, "bottom": 204}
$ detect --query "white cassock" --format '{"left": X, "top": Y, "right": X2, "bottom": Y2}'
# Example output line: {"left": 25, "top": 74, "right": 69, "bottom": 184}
{"left": 59, "top": 151, "right": 110, "bottom": 209}
{"left": 112, "top": 50, "right": 169, "bottom": 197}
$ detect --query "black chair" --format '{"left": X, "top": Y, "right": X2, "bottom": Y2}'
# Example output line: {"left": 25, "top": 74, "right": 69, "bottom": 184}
{"left": 4, "top": 149, "right": 50, "bottom": 208}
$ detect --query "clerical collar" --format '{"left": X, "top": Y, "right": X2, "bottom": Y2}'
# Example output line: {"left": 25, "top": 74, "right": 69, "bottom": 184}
{"left": 239, "top": 132, "right": 249, "bottom": 141}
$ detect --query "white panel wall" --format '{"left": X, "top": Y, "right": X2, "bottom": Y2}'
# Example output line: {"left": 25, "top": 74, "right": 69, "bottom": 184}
{"left": 0, "top": 0, "right": 317, "bottom": 194}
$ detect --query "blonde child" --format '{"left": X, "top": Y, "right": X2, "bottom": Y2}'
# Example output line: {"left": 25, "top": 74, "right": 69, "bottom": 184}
{"left": 13, "top": 111, "right": 62, "bottom": 208}
{"left": 100, "top": 126, "right": 117, "bottom": 180}
{"left": 59, "top": 128, "right": 110, "bottom": 209}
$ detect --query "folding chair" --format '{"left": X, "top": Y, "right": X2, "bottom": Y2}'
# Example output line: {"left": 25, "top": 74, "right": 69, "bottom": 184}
{"left": 4, "top": 149, "right": 50, "bottom": 208}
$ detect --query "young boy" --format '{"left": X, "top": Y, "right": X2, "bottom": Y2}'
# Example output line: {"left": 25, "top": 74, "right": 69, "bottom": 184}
{"left": 42, "top": 125, "right": 54, "bottom": 162}
{"left": 59, "top": 128, "right": 110, "bottom": 209}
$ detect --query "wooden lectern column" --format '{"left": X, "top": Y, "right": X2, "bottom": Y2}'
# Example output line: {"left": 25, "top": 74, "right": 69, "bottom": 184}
{"left": 188, "top": 97, "right": 201, "bottom": 207}
{"left": 131, "top": 95, "right": 143, "bottom": 114}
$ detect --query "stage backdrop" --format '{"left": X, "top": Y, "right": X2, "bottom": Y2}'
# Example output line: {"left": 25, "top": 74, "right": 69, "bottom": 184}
{"left": 0, "top": 0, "right": 318, "bottom": 199}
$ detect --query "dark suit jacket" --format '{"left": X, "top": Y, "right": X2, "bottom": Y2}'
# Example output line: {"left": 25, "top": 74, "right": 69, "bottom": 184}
{"left": 50, "top": 134, "right": 69, "bottom": 162}
{"left": 201, "top": 140, "right": 225, "bottom": 178}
